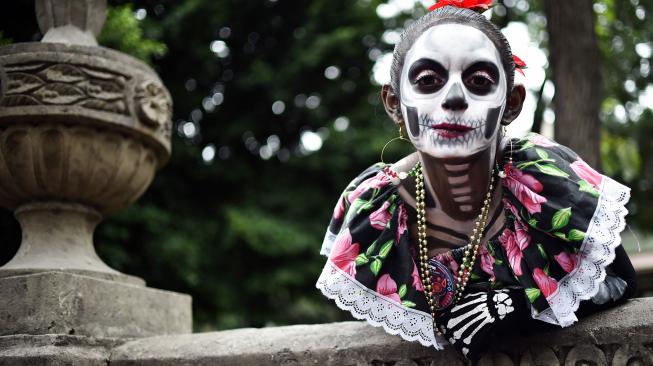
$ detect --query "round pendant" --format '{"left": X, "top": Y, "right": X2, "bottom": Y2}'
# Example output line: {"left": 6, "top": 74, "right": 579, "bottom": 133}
{"left": 427, "top": 258, "right": 456, "bottom": 311}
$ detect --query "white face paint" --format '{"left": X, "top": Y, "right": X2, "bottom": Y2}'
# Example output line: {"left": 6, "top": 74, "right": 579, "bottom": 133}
{"left": 399, "top": 23, "right": 507, "bottom": 159}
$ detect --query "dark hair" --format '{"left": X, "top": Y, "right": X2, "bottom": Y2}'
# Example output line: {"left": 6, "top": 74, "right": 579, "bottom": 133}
{"left": 390, "top": 6, "right": 515, "bottom": 100}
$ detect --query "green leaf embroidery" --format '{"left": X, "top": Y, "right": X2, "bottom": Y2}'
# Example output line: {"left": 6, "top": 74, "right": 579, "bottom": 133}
{"left": 544, "top": 264, "right": 550, "bottom": 275}
{"left": 355, "top": 254, "right": 369, "bottom": 266}
{"left": 470, "top": 272, "right": 480, "bottom": 280}
{"left": 537, "top": 243, "right": 547, "bottom": 259}
{"left": 401, "top": 300, "right": 416, "bottom": 308}
{"left": 568, "top": 229, "right": 586, "bottom": 241}
{"left": 526, "top": 287, "right": 541, "bottom": 303}
{"left": 378, "top": 240, "right": 394, "bottom": 258}
{"left": 551, "top": 207, "right": 572, "bottom": 229}
{"left": 535, "top": 163, "right": 570, "bottom": 178}
{"left": 578, "top": 180, "right": 600, "bottom": 198}
{"left": 528, "top": 218, "right": 538, "bottom": 228}
{"left": 398, "top": 284, "right": 407, "bottom": 298}
{"left": 535, "top": 148, "right": 549, "bottom": 160}
{"left": 357, "top": 200, "right": 375, "bottom": 214}
{"left": 345, "top": 198, "right": 366, "bottom": 222}
{"left": 365, "top": 241, "right": 377, "bottom": 257}
{"left": 370, "top": 259, "right": 382, "bottom": 276}
{"left": 487, "top": 243, "right": 495, "bottom": 256}
{"left": 519, "top": 141, "right": 535, "bottom": 151}
{"left": 495, "top": 259, "right": 504, "bottom": 265}
{"left": 553, "top": 232, "right": 569, "bottom": 241}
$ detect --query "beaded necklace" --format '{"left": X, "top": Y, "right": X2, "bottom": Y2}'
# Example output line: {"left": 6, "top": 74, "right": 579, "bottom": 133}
{"left": 411, "top": 162, "right": 495, "bottom": 331}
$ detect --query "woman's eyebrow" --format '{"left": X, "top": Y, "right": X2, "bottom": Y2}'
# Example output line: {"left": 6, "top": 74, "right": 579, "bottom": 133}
{"left": 408, "top": 58, "right": 447, "bottom": 81}
{"left": 463, "top": 61, "right": 500, "bottom": 76}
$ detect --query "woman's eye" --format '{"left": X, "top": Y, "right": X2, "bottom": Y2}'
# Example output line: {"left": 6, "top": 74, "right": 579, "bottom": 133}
{"left": 465, "top": 71, "right": 495, "bottom": 94}
{"left": 413, "top": 70, "right": 443, "bottom": 93}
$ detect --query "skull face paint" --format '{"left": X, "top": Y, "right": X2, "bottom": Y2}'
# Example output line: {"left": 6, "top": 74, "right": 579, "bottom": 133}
{"left": 400, "top": 23, "right": 507, "bottom": 159}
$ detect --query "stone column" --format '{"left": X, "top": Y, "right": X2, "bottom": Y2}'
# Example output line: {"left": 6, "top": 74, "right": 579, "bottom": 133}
{"left": 0, "top": 0, "right": 191, "bottom": 356}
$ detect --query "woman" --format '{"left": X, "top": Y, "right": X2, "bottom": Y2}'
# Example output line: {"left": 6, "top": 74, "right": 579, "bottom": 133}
{"left": 316, "top": 1, "right": 636, "bottom": 362}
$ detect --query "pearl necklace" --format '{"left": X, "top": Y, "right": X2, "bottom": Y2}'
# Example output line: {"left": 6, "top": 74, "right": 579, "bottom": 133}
{"left": 413, "top": 162, "right": 495, "bottom": 330}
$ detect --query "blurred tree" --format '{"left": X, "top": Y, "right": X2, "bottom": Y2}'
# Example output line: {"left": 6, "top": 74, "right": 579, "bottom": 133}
{"left": 544, "top": 0, "right": 603, "bottom": 168}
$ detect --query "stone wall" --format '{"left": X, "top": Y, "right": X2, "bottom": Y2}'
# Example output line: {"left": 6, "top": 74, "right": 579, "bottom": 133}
{"left": 2, "top": 297, "right": 651, "bottom": 365}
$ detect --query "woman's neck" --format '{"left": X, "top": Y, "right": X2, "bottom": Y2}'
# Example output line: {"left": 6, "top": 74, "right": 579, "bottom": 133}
{"left": 418, "top": 144, "right": 499, "bottom": 221}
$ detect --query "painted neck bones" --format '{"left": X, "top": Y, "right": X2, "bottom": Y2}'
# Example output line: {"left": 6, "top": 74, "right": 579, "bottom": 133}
{"left": 399, "top": 23, "right": 507, "bottom": 159}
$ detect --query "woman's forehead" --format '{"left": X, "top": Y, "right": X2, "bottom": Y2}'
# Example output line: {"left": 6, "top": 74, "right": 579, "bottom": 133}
{"left": 404, "top": 23, "right": 502, "bottom": 68}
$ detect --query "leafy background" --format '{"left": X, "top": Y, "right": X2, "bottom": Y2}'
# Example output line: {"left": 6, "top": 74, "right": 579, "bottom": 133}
{"left": 0, "top": 0, "right": 651, "bottom": 331}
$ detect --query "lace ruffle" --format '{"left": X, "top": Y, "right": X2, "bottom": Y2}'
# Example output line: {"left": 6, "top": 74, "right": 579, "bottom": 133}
{"left": 316, "top": 260, "right": 445, "bottom": 349}
{"left": 535, "top": 176, "right": 630, "bottom": 326}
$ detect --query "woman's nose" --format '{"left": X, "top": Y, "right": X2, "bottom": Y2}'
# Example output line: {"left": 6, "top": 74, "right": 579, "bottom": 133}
{"left": 441, "top": 83, "right": 468, "bottom": 111}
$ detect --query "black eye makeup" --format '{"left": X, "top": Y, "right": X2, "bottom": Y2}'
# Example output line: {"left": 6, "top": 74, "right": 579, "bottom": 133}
{"left": 408, "top": 58, "right": 447, "bottom": 94}
{"left": 462, "top": 61, "right": 499, "bottom": 96}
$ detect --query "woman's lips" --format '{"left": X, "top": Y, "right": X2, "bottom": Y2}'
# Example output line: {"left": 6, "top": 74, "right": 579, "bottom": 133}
{"left": 430, "top": 123, "right": 475, "bottom": 139}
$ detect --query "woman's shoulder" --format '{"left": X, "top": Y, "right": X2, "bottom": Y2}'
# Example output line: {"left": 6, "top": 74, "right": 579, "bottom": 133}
{"left": 497, "top": 133, "right": 631, "bottom": 326}
{"left": 321, "top": 161, "right": 406, "bottom": 255}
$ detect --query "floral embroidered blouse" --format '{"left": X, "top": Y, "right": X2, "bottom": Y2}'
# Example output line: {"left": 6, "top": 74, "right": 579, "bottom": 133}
{"left": 316, "top": 133, "right": 630, "bottom": 349}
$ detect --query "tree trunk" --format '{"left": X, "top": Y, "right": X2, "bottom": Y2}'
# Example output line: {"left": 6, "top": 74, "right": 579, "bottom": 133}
{"left": 543, "top": 0, "right": 603, "bottom": 168}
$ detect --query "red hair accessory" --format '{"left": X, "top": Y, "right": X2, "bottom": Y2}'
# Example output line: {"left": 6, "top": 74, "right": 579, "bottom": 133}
{"left": 429, "top": 0, "right": 493, "bottom": 12}
{"left": 513, "top": 55, "right": 527, "bottom": 76}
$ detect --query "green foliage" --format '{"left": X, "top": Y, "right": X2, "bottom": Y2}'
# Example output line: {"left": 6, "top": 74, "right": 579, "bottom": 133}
{"left": 0, "top": 31, "right": 11, "bottom": 45}
{"left": 98, "top": 4, "right": 167, "bottom": 62}
{"left": 93, "top": 0, "right": 395, "bottom": 330}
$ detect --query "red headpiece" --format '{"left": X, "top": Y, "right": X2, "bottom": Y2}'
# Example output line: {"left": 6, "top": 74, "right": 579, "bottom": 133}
{"left": 428, "top": 0, "right": 493, "bottom": 13}
{"left": 513, "top": 55, "right": 527, "bottom": 76}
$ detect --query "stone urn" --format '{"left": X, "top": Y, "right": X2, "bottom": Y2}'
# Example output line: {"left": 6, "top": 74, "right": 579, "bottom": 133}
{"left": 0, "top": 0, "right": 190, "bottom": 339}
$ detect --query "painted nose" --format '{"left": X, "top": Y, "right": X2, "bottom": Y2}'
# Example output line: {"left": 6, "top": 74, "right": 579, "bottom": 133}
{"left": 441, "top": 83, "right": 468, "bottom": 111}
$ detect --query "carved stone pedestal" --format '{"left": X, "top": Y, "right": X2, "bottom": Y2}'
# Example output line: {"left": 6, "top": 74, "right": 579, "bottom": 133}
{"left": 0, "top": 1, "right": 192, "bottom": 360}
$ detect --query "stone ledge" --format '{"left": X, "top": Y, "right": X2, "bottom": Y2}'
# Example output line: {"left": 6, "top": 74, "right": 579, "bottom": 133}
{"left": 0, "top": 334, "right": 123, "bottom": 366}
{"left": 109, "top": 298, "right": 653, "bottom": 366}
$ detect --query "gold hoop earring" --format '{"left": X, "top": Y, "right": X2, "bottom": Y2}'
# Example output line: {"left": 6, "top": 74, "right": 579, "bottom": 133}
{"left": 380, "top": 126, "right": 411, "bottom": 165}
{"left": 380, "top": 126, "right": 412, "bottom": 181}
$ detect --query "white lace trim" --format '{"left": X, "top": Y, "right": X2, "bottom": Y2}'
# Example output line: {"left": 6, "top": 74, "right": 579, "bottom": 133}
{"left": 535, "top": 175, "right": 630, "bottom": 327}
{"left": 316, "top": 260, "right": 446, "bottom": 350}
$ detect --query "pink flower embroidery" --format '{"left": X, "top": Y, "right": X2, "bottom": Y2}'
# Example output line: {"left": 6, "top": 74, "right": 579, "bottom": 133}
{"left": 554, "top": 251, "right": 578, "bottom": 273}
{"left": 369, "top": 201, "right": 392, "bottom": 230}
{"left": 499, "top": 228, "right": 523, "bottom": 276}
{"left": 376, "top": 274, "right": 402, "bottom": 303}
{"left": 347, "top": 172, "right": 391, "bottom": 203}
{"left": 478, "top": 243, "right": 496, "bottom": 282}
{"left": 503, "top": 164, "right": 548, "bottom": 214}
{"left": 396, "top": 203, "right": 408, "bottom": 244}
{"left": 570, "top": 159, "right": 603, "bottom": 190}
{"left": 411, "top": 262, "right": 424, "bottom": 292}
{"left": 329, "top": 229, "right": 359, "bottom": 277}
{"left": 502, "top": 198, "right": 521, "bottom": 219}
{"left": 333, "top": 196, "right": 345, "bottom": 220}
{"left": 533, "top": 267, "right": 558, "bottom": 298}
{"left": 513, "top": 219, "right": 531, "bottom": 251}
{"left": 528, "top": 134, "right": 557, "bottom": 147}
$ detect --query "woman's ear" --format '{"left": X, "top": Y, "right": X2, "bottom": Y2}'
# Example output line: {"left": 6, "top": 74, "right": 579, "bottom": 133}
{"left": 501, "top": 84, "right": 526, "bottom": 125}
{"left": 381, "top": 84, "right": 404, "bottom": 125}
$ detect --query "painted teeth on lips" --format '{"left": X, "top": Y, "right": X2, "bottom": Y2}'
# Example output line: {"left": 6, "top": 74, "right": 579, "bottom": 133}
{"left": 430, "top": 123, "right": 474, "bottom": 139}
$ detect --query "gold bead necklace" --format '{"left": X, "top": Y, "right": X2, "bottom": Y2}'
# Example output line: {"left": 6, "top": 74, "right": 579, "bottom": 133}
{"left": 413, "top": 162, "right": 495, "bottom": 331}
